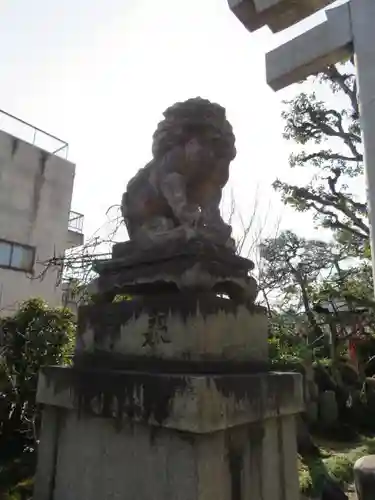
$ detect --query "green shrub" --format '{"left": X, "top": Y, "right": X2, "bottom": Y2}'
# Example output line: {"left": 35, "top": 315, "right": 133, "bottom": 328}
{"left": 0, "top": 298, "right": 75, "bottom": 497}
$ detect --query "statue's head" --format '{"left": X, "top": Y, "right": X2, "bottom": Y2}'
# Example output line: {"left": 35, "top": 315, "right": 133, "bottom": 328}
{"left": 152, "top": 97, "right": 236, "bottom": 162}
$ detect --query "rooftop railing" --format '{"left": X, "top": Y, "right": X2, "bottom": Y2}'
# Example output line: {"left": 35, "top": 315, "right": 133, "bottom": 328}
{"left": 68, "top": 211, "right": 84, "bottom": 233}
{"left": 0, "top": 109, "right": 69, "bottom": 158}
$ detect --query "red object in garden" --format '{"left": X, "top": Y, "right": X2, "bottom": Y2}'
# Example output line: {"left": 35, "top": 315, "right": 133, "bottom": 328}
{"left": 349, "top": 339, "right": 358, "bottom": 371}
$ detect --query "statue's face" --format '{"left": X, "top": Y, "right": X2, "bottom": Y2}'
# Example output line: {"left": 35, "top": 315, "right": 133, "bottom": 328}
{"left": 203, "top": 127, "right": 235, "bottom": 162}
{"left": 183, "top": 126, "right": 235, "bottom": 163}
{"left": 185, "top": 138, "right": 203, "bottom": 159}
{"left": 184, "top": 137, "right": 216, "bottom": 165}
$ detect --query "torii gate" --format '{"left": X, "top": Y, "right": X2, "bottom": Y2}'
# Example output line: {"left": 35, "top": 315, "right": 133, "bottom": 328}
{"left": 228, "top": 0, "right": 375, "bottom": 289}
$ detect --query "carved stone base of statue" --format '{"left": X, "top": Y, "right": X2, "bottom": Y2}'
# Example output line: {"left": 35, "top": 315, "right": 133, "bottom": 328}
{"left": 34, "top": 239, "right": 303, "bottom": 500}
{"left": 35, "top": 367, "right": 303, "bottom": 500}
{"left": 74, "top": 293, "right": 268, "bottom": 369}
{"left": 92, "top": 236, "right": 258, "bottom": 307}
{"left": 75, "top": 237, "right": 264, "bottom": 368}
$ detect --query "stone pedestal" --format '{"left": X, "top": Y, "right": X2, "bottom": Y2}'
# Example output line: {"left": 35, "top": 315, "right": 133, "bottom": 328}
{"left": 34, "top": 240, "right": 303, "bottom": 500}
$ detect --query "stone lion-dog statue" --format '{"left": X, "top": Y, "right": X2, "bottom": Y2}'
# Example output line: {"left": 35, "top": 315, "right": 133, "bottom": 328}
{"left": 121, "top": 97, "right": 237, "bottom": 249}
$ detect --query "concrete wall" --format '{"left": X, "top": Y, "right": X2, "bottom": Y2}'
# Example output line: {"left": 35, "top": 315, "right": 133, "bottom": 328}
{"left": 0, "top": 130, "right": 76, "bottom": 314}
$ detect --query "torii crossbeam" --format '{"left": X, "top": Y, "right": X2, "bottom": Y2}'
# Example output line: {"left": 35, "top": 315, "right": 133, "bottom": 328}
{"left": 229, "top": 0, "right": 375, "bottom": 291}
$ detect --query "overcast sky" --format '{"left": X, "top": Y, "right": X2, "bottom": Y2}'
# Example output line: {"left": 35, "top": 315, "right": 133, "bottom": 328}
{"left": 0, "top": 0, "right": 355, "bottom": 247}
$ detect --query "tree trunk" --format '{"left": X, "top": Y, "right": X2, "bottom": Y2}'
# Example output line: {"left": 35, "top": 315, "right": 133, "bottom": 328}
{"left": 298, "top": 275, "right": 324, "bottom": 342}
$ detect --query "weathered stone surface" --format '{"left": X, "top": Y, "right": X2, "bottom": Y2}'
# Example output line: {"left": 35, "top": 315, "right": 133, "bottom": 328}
{"left": 111, "top": 236, "right": 253, "bottom": 267}
{"left": 35, "top": 411, "right": 300, "bottom": 500}
{"left": 228, "top": 0, "right": 336, "bottom": 34}
{"left": 33, "top": 407, "right": 60, "bottom": 500}
{"left": 354, "top": 455, "right": 375, "bottom": 500}
{"left": 75, "top": 295, "right": 268, "bottom": 365}
{"left": 319, "top": 389, "right": 339, "bottom": 426}
{"left": 93, "top": 237, "right": 257, "bottom": 305}
{"left": 37, "top": 366, "right": 303, "bottom": 432}
{"left": 121, "top": 98, "right": 236, "bottom": 249}
{"left": 266, "top": 1, "right": 352, "bottom": 91}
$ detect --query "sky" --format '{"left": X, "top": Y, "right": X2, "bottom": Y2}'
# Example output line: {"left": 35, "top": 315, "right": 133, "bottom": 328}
{"left": 0, "top": 0, "right": 358, "bottom": 249}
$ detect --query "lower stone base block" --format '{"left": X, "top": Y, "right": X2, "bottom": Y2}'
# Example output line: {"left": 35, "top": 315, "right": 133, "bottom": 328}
{"left": 34, "top": 368, "right": 303, "bottom": 500}
{"left": 35, "top": 410, "right": 299, "bottom": 500}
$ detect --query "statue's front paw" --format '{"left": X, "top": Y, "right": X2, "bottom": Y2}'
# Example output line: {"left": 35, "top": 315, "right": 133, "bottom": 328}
{"left": 180, "top": 209, "right": 201, "bottom": 228}
{"left": 209, "top": 221, "right": 232, "bottom": 241}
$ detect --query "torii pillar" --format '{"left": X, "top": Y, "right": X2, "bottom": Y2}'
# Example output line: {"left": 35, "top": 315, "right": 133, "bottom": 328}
{"left": 229, "top": 0, "right": 375, "bottom": 291}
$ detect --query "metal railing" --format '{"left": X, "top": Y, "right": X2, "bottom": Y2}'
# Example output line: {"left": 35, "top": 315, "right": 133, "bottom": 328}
{"left": 68, "top": 211, "right": 84, "bottom": 233}
{"left": 0, "top": 109, "right": 69, "bottom": 158}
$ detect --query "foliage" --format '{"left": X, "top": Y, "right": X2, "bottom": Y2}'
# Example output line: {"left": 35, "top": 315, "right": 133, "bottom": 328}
{"left": 313, "top": 262, "right": 375, "bottom": 310}
{"left": 259, "top": 230, "right": 341, "bottom": 341}
{"left": 260, "top": 230, "right": 338, "bottom": 291}
{"left": 268, "top": 312, "right": 311, "bottom": 367}
{"left": 264, "top": 61, "right": 375, "bottom": 381}
{"left": 299, "top": 436, "right": 375, "bottom": 495}
{"left": 274, "top": 63, "right": 368, "bottom": 256}
{"left": 312, "top": 262, "right": 375, "bottom": 369}
{"left": 0, "top": 298, "right": 75, "bottom": 498}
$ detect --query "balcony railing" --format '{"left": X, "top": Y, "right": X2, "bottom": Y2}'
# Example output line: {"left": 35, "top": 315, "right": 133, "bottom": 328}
{"left": 68, "top": 211, "right": 84, "bottom": 233}
{"left": 0, "top": 109, "right": 69, "bottom": 158}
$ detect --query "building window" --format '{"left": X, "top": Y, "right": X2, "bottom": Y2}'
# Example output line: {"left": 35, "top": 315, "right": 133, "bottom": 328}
{"left": 0, "top": 239, "right": 35, "bottom": 272}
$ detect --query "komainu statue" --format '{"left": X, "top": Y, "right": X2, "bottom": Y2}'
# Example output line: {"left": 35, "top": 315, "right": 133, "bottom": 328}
{"left": 121, "top": 97, "right": 236, "bottom": 249}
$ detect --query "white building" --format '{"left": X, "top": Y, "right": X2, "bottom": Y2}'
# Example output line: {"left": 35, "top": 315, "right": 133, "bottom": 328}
{"left": 0, "top": 109, "right": 83, "bottom": 315}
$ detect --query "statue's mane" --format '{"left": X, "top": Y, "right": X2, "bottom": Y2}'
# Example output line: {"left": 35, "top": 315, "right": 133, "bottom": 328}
{"left": 151, "top": 97, "right": 236, "bottom": 160}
